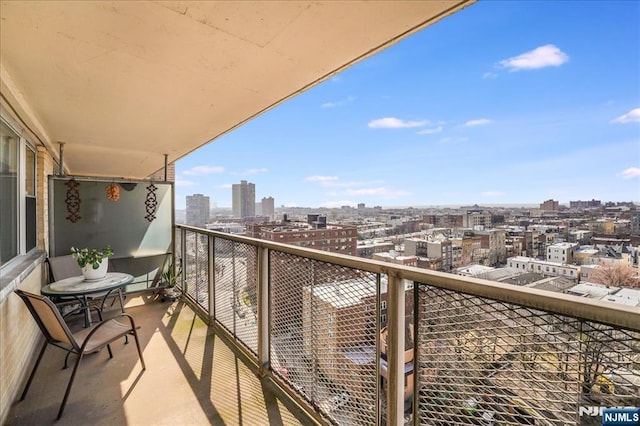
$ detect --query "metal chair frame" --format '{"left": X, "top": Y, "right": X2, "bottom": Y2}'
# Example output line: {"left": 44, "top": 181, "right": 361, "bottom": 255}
{"left": 14, "top": 289, "right": 146, "bottom": 420}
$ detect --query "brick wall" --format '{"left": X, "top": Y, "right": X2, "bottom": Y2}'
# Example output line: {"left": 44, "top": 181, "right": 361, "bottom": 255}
{"left": 149, "top": 162, "right": 176, "bottom": 182}
{"left": 0, "top": 266, "right": 43, "bottom": 424}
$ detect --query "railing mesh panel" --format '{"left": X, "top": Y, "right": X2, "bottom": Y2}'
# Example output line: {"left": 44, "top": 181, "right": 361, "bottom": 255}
{"left": 182, "top": 230, "right": 208, "bottom": 308}
{"left": 174, "top": 227, "right": 183, "bottom": 291}
{"left": 213, "top": 238, "right": 258, "bottom": 355}
{"left": 270, "top": 251, "right": 381, "bottom": 425}
{"left": 415, "top": 283, "right": 640, "bottom": 426}
{"left": 185, "top": 231, "right": 209, "bottom": 309}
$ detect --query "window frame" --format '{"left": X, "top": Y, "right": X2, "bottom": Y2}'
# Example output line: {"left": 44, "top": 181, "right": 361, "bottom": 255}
{"left": 0, "top": 117, "right": 38, "bottom": 269}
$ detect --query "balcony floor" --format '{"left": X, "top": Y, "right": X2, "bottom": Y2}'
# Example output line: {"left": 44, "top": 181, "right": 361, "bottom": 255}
{"left": 5, "top": 294, "right": 311, "bottom": 425}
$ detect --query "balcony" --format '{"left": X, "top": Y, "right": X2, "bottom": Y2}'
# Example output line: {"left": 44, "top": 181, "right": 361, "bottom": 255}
{"left": 4, "top": 225, "right": 640, "bottom": 425}
{"left": 1, "top": 2, "right": 638, "bottom": 425}
{"left": 5, "top": 293, "right": 312, "bottom": 425}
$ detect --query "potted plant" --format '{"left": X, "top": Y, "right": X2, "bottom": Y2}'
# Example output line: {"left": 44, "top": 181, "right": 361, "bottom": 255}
{"left": 70, "top": 245, "right": 114, "bottom": 280}
{"left": 160, "top": 257, "right": 182, "bottom": 301}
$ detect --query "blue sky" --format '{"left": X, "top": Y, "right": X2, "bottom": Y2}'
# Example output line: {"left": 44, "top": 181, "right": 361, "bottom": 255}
{"left": 175, "top": 1, "right": 640, "bottom": 210}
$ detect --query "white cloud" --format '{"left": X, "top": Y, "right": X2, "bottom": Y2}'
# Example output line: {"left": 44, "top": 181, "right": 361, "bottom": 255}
{"left": 480, "top": 191, "right": 505, "bottom": 197}
{"left": 417, "top": 126, "right": 443, "bottom": 135}
{"left": 463, "top": 118, "right": 492, "bottom": 127}
{"left": 344, "top": 187, "right": 410, "bottom": 198}
{"left": 482, "top": 72, "right": 498, "bottom": 79}
{"left": 321, "top": 96, "right": 355, "bottom": 108}
{"left": 305, "top": 175, "right": 385, "bottom": 189}
{"left": 610, "top": 108, "right": 640, "bottom": 124}
{"left": 305, "top": 175, "right": 339, "bottom": 184}
{"left": 368, "top": 117, "right": 429, "bottom": 129}
{"left": 233, "top": 168, "right": 268, "bottom": 175}
{"left": 618, "top": 167, "right": 640, "bottom": 179}
{"left": 175, "top": 179, "right": 196, "bottom": 187}
{"left": 499, "top": 44, "right": 569, "bottom": 71}
{"left": 183, "top": 165, "right": 224, "bottom": 176}
{"left": 218, "top": 183, "right": 232, "bottom": 189}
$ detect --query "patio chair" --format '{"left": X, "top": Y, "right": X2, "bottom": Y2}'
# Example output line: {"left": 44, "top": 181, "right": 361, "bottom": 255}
{"left": 14, "top": 289, "right": 146, "bottom": 420}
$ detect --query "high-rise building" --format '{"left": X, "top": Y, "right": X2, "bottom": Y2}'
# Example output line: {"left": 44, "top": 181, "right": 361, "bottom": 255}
{"left": 185, "top": 193, "right": 210, "bottom": 228}
{"left": 232, "top": 180, "right": 255, "bottom": 218}
{"left": 261, "top": 196, "right": 275, "bottom": 221}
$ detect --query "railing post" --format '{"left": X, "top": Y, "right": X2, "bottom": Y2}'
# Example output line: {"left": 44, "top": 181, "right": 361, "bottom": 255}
{"left": 257, "top": 246, "right": 270, "bottom": 375}
{"left": 208, "top": 235, "right": 215, "bottom": 319}
{"left": 180, "top": 227, "right": 186, "bottom": 294}
{"left": 387, "top": 272, "right": 405, "bottom": 426}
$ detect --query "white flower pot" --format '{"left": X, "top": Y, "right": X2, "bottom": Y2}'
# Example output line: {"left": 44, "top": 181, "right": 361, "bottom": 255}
{"left": 82, "top": 258, "right": 108, "bottom": 280}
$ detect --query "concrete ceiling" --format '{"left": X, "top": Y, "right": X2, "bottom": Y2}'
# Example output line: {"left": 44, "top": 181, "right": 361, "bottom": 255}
{"left": 0, "top": 0, "right": 475, "bottom": 179}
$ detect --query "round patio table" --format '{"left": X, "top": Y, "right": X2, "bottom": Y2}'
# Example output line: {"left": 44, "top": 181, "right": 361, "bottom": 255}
{"left": 41, "top": 272, "right": 133, "bottom": 327}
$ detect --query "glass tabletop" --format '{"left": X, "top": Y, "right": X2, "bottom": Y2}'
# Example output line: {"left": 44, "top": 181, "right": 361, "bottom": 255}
{"left": 41, "top": 272, "right": 133, "bottom": 296}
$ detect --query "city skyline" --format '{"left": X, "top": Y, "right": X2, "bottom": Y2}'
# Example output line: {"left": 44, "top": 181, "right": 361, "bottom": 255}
{"left": 175, "top": 1, "right": 640, "bottom": 210}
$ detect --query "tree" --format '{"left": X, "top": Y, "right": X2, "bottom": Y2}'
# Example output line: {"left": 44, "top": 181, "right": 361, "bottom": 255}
{"left": 590, "top": 263, "right": 640, "bottom": 288}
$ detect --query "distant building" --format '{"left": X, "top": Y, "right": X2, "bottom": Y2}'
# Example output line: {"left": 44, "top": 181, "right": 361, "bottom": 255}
{"left": 570, "top": 199, "right": 601, "bottom": 209}
{"left": 357, "top": 241, "right": 395, "bottom": 258}
{"left": 540, "top": 199, "right": 559, "bottom": 212}
{"left": 475, "top": 229, "right": 507, "bottom": 265}
{"left": 185, "top": 193, "right": 210, "bottom": 228}
{"left": 261, "top": 196, "right": 275, "bottom": 221}
{"left": 372, "top": 252, "right": 417, "bottom": 267}
{"left": 462, "top": 210, "right": 492, "bottom": 229}
{"left": 232, "top": 180, "right": 255, "bottom": 218}
{"left": 246, "top": 215, "right": 357, "bottom": 256}
{"left": 546, "top": 242, "right": 577, "bottom": 264}
{"left": 423, "top": 214, "right": 463, "bottom": 228}
{"left": 301, "top": 275, "right": 414, "bottom": 402}
{"left": 507, "top": 256, "right": 580, "bottom": 281}
{"left": 404, "top": 238, "right": 452, "bottom": 271}
{"left": 631, "top": 211, "right": 639, "bottom": 235}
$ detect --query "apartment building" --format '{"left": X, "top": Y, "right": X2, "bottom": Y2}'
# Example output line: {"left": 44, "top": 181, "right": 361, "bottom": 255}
{"left": 546, "top": 242, "right": 577, "bottom": 264}
{"left": 540, "top": 199, "right": 559, "bottom": 212}
{"left": 357, "top": 241, "right": 395, "bottom": 258}
{"left": 261, "top": 196, "right": 275, "bottom": 221}
{"left": 246, "top": 218, "right": 357, "bottom": 256}
{"left": 302, "top": 276, "right": 414, "bottom": 402}
{"left": 462, "top": 210, "right": 492, "bottom": 229}
{"left": 507, "top": 256, "right": 580, "bottom": 281}
{"left": 570, "top": 199, "right": 602, "bottom": 209}
{"left": 475, "top": 229, "right": 507, "bottom": 266}
{"left": 451, "top": 234, "right": 482, "bottom": 265}
{"left": 185, "top": 193, "right": 210, "bottom": 228}
{"left": 422, "top": 214, "right": 463, "bottom": 228}
{"left": 404, "top": 238, "right": 453, "bottom": 271}
{"left": 232, "top": 180, "right": 255, "bottom": 218}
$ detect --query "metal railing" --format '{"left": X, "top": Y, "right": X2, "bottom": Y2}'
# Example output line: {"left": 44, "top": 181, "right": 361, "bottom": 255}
{"left": 175, "top": 225, "right": 640, "bottom": 426}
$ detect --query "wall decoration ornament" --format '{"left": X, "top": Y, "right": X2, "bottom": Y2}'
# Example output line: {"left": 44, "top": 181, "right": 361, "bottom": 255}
{"left": 65, "top": 177, "right": 81, "bottom": 222}
{"left": 106, "top": 182, "right": 120, "bottom": 201}
{"left": 144, "top": 182, "right": 157, "bottom": 222}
